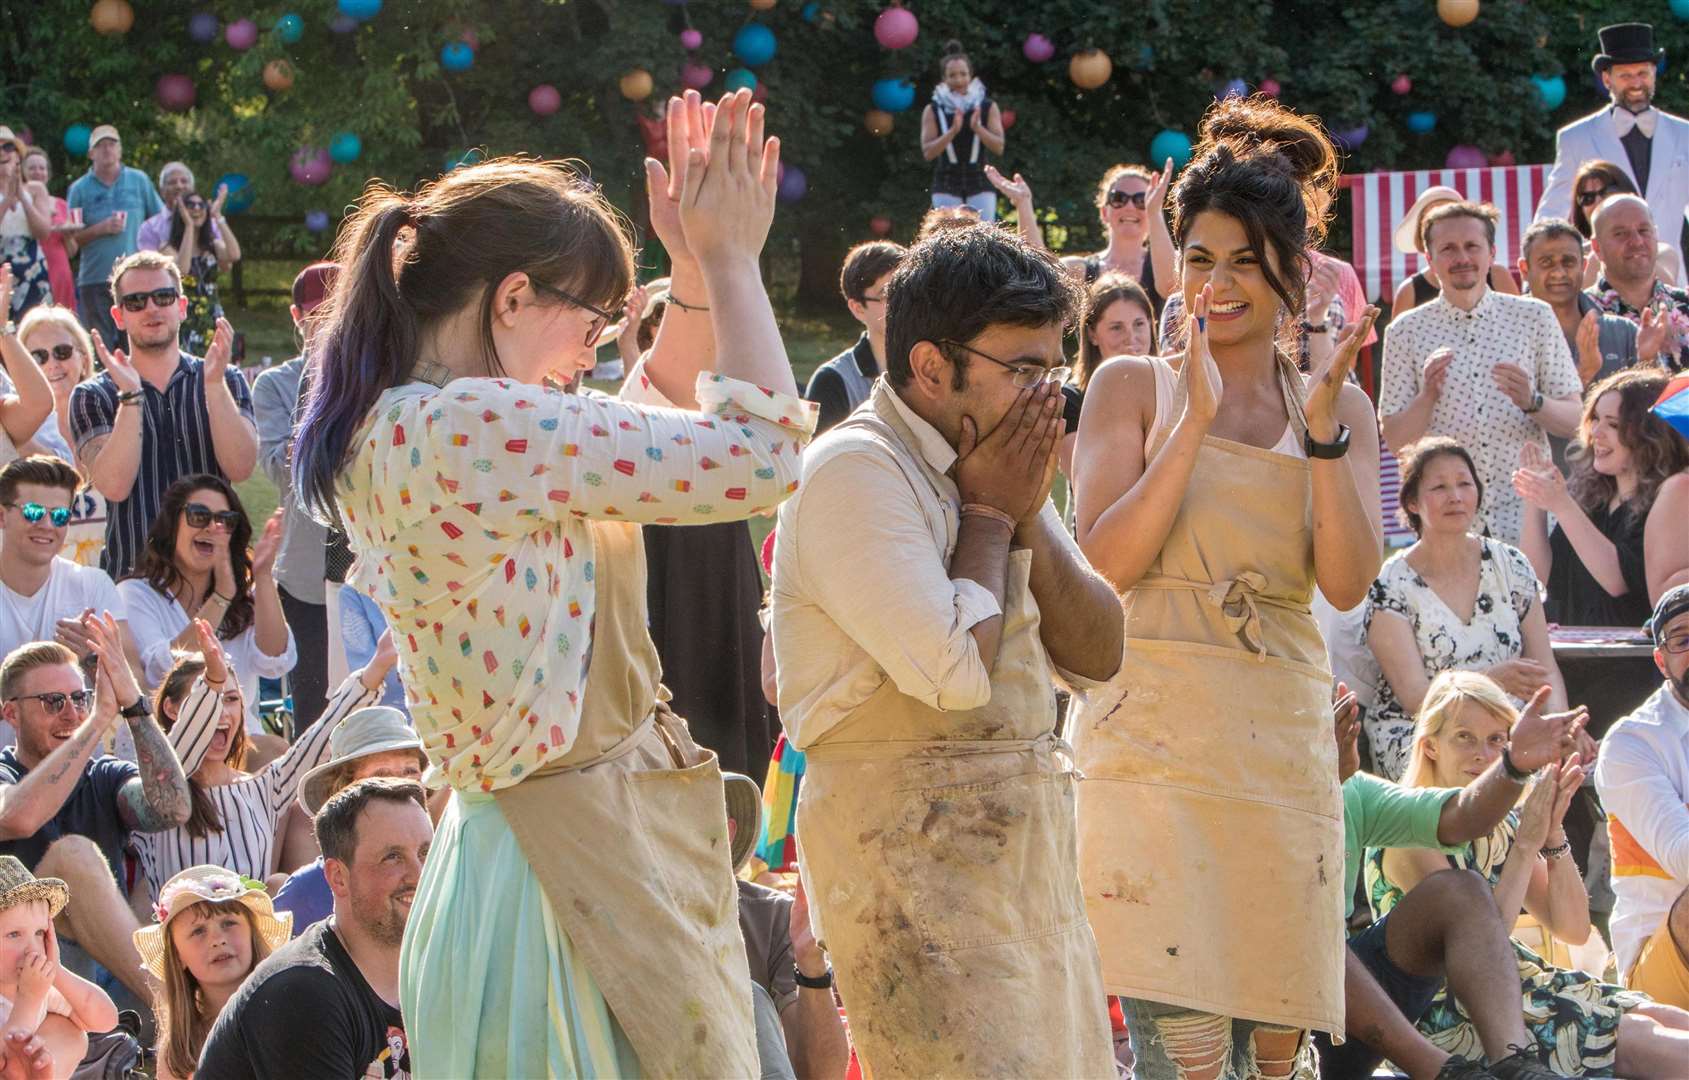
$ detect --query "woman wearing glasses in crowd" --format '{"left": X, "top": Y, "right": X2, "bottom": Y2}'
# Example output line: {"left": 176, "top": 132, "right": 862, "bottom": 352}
{"left": 1062, "top": 162, "right": 1176, "bottom": 314}
{"left": 160, "top": 186, "right": 239, "bottom": 357}
{"left": 14, "top": 306, "right": 107, "bottom": 567}
{"left": 0, "top": 270, "right": 62, "bottom": 460}
{"left": 117, "top": 475, "right": 294, "bottom": 756}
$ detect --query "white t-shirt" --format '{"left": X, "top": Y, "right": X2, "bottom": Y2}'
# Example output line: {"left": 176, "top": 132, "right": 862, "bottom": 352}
{"left": 116, "top": 578, "right": 297, "bottom": 734}
{"left": 0, "top": 557, "right": 124, "bottom": 661}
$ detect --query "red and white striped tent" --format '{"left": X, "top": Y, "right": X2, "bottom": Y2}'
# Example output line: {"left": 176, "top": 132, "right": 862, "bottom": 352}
{"left": 1344, "top": 164, "right": 1550, "bottom": 303}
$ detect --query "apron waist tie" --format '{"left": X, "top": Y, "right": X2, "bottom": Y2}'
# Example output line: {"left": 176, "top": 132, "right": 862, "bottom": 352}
{"left": 803, "top": 729, "right": 1080, "bottom": 776}
{"left": 1135, "top": 572, "right": 1310, "bottom": 661}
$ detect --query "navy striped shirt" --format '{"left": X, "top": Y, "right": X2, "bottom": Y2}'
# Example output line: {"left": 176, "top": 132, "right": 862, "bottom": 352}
{"left": 68, "top": 354, "right": 256, "bottom": 579}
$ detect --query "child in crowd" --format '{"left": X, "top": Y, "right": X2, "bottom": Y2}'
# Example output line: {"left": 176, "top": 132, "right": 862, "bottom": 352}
{"left": 132, "top": 865, "right": 292, "bottom": 1080}
{"left": 0, "top": 856, "right": 118, "bottom": 1079}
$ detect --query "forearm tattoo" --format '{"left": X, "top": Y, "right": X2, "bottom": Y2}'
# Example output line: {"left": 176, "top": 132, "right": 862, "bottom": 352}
{"left": 118, "top": 717, "right": 192, "bottom": 832}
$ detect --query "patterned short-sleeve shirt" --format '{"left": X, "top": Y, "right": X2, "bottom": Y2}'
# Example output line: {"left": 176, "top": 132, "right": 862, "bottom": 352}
{"left": 338, "top": 367, "right": 815, "bottom": 793}
{"left": 1379, "top": 290, "right": 1582, "bottom": 544}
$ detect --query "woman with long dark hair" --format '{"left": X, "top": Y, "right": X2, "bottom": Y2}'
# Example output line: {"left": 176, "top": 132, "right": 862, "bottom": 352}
{"left": 290, "top": 90, "right": 814, "bottom": 1075}
{"left": 162, "top": 187, "right": 240, "bottom": 356}
{"left": 117, "top": 474, "right": 295, "bottom": 739}
{"left": 1070, "top": 96, "right": 1383, "bottom": 1073}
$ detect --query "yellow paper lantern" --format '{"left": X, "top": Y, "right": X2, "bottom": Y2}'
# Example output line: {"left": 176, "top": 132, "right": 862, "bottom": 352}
{"left": 90, "top": 0, "right": 134, "bottom": 35}
{"left": 750, "top": 0, "right": 778, "bottom": 9}
{"left": 1437, "top": 0, "right": 1479, "bottom": 27}
{"left": 263, "top": 60, "right": 296, "bottom": 93}
{"left": 864, "top": 109, "right": 894, "bottom": 136}
{"left": 620, "top": 68, "right": 655, "bottom": 102}
{"left": 1069, "top": 48, "right": 1113, "bottom": 91}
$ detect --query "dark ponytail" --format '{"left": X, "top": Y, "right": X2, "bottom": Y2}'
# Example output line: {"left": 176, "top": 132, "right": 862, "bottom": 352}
{"left": 939, "top": 39, "right": 972, "bottom": 77}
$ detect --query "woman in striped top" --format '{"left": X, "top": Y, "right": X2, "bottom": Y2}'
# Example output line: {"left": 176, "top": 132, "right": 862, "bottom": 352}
{"left": 134, "top": 618, "right": 396, "bottom": 903}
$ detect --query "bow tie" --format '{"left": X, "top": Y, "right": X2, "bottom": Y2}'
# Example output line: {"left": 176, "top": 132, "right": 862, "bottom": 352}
{"left": 1614, "top": 107, "right": 1658, "bottom": 139}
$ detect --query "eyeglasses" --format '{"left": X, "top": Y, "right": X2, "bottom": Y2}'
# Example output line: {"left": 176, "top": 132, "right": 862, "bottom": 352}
{"left": 1576, "top": 185, "right": 1617, "bottom": 208}
{"left": 29, "top": 344, "right": 78, "bottom": 366}
{"left": 183, "top": 503, "right": 242, "bottom": 530}
{"left": 117, "top": 288, "right": 181, "bottom": 313}
{"left": 937, "top": 339, "right": 1071, "bottom": 388}
{"left": 10, "top": 690, "right": 95, "bottom": 715}
{"left": 183, "top": 198, "right": 206, "bottom": 211}
{"left": 530, "top": 280, "right": 620, "bottom": 347}
{"left": 1662, "top": 632, "right": 1689, "bottom": 655}
{"left": 1106, "top": 190, "right": 1149, "bottom": 210}
{"left": 6, "top": 502, "right": 71, "bottom": 528}
{"left": 0, "top": 146, "right": 16, "bottom": 158}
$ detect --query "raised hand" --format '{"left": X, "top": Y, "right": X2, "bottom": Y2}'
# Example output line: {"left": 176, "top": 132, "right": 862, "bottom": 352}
{"left": 360, "top": 628, "right": 399, "bottom": 692}
{"left": 193, "top": 618, "right": 231, "bottom": 684}
{"left": 1575, "top": 310, "right": 1603, "bottom": 384}
{"left": 1421, "top": 347, "right": 1453, "bottom": 400}
{"left": 1332, "top": 681, "right": 1361, "bottom": 782}
{"left": 1506, "top": 685, "right": 1588, "bottom": 772}
{"left": 1306, "top": 259, "right": 1342, "bottom": 324}
{"left": 203, "top": 317, "right": 235, "bottom": 380}
{"left": 644, "top": 91, "right": 712, "bottom": 266}
{"left": 1306, "top": 305, "right": 1378, "bottom": 440}
{"left": 84, "top": 611, "right": 141, "bottom": 710}
{"left": 1511, "top": 442, "right": 1570, "bottom": 513}
{"left": 955, "top": 380, "right": 1064, "bottom": 523}
{"left": 251, "top": 510, "right": 283, "bottom": 580}
{"left": 91, "top": 332, "right": 142, "bottom": 394}
{"left": 1637, "top": 305, "right": 1671, "bottom": 364}
{"left": 947, "top": 108, "right": 965, "bottom": 137}
{"left": 1179, "top": 285, "right": 1223, "bottom": 426}
{"left": 969, "top": 106, "right": 983, "bottom": 133}
{"left": 678, "top": 89, "right": 780, "bottom": 266}
{"left": 0, "top": 265, "right": 12, "bottom": 318}
{"left": 1146, "top": 158, "right": 1173, "bottom": 215}
{"left": 211, "top": 183, "right": 229, "bottom": 218}
{"left": 983, "top": 164, "right": 1032, "bottom": 206}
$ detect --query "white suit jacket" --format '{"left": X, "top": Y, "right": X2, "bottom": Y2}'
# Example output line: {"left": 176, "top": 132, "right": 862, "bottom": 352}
{"left": 1535, "top": 106, "right": 1689, "bottom": 233}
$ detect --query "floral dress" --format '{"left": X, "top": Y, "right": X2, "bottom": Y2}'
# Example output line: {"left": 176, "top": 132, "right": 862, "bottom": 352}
{"left": 1362, "top": 538, "right": 1540, "bottom": 779}
{"left": 0, "top": 203, "right": 50, "bottom": 318}
{"left": 1366, "top": 814, "right": 1649, "bottom": 1076}
{"left": 178, "top": 249, "right": 223, "bottom": 356}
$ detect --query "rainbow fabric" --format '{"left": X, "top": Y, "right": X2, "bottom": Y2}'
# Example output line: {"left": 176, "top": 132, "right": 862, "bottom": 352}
{"left": 754, "top": 733, "right": 806, "bottom": 873}
{"left": 1651, "top": 373, "right": 1689, "bottom": 440}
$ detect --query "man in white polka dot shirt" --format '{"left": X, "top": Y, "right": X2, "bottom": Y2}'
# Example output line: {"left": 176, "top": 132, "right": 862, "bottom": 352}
{"left": 1380, "top": 201, "right": 1583, "bottom": 544}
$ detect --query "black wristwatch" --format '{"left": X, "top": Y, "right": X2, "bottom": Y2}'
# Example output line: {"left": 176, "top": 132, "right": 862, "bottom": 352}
{"left": 119, "top": 697, "right": 151, "bottom": 720}
{"left": 1501, "top": 744, "right": 1531, "bottom": 782}
{"left": 1304, "top": 423, "right": 1351, "bottom": 460}
{"left": 1522, "top": 390, "right": 1545, "bottom": 414}
{"left": 793, "top": 964, "right": 834, "bottom": 990}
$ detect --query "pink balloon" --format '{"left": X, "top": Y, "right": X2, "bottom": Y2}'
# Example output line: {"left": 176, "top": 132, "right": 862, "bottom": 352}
{"left": 1022, "top": 33, "right": 1055, "bottom": 63}
{"left": 681, "top": 61, "right": 713, "bottom": 90}
{"left": 156, "top": 73, "right": 196, "bottom": 112}
{"left": 1257, "top": 77, "right": 1281, "bottom": 98}
{"left": 1391, "top": 74, "right": 1413, "bottom": 95}
{"left": 869, "top": 215, "right": 893, "bottom": 237}
{"left": 224, "top": 18, "right": 257, "bottom": 50}
{"left": 680, "top": 28, "right": 702, "bottom": 50}
{"left": 874, "top": 6, "right": 918, "bottom": 50}
{"left": 1489, "top": 149, "right": 1517, "bottom": 167}
{"left": 528, "top": 84, "right": 561, "bottom": 117}
{"left": 289, "top": 147, "right": 333, "bottom": 186}
{"left": 1444, "top": 144, "right": 1487, "bottom": 170}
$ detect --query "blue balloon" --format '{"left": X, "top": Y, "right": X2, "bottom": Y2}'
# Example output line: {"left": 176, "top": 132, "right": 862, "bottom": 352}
{"left": 1406, "top": 110, "right": 1437, "bottom": 134}
{"left": 778, "top": 165, "right": 808, "bottom": 203}
{"left": 304, "top": 210, "right": 331, "bottom": 233}
{"left": 215, "top": 173, "right": 255, "bottom": 214}
{"left": 802, "top": 2, "right": 821, "bottom": 21}
{"left": 733, "top": 24, "right": 777, "bottom": 68}
{"left": 1221, "top": 78, "right": 1249, "bottom": 100}
{"left": 440, "top": 41, "right": 474, "bottom": 72}
{"left": 725, "top": 68, "right": 758, "bottom": 93}
{"left": 1148, "top": 129, "right": 1193, "bottom": 170}
{"left": 1531, "top": 74, "right": 1566, "bottom": 110}
{"left": 1133, "top": 45, "right": 1155, "bottom": 71}
{"left": 337, "top": 0, "right": 381, "bottom": 20}
{"left": 187, "top": 12, "right": 219, "bottom": 43}
{"left": 62, "top": 124, "right": 91, "bottom": 157}
{"left": 329, "top": 132, "right": 362, "bottom": 164}
{"left": 276, "top": 13, "right": 303, "bottom": 43}
{"left": 1334, "top": 124, "right": 1369, "bottom": 150}
{"left": 1673, "top": 0, "right": 1689, "bottom": 20}
{"left": 871, "top": 77, "right": 916, "bottom": 112}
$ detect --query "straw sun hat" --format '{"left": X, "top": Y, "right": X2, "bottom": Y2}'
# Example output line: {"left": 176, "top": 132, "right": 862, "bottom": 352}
{"left": 131, "top": 866, "right": 293, "bottom": 983}
{"left": 0, "top": 856, "right": 69, "bottom": 919}
{"left": 297, "top": 706, "right": 425, "bottom": 817}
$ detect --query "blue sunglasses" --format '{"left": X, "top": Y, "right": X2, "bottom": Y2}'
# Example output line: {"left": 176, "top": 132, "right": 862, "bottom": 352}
{"left": 7, "top": 502, "right": 72, "bottom": 528}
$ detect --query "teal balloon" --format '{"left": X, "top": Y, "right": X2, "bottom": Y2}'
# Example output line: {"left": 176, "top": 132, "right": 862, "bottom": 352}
{"left": 215, "top": 173, "right": 255, "bottom": 214}
{"left": 1531, "top": 74, "right": 1566, "bottom": 110}
{"left": 725, "top": 68, "right": 758, "bottom": 93}
{"left": 871, "top": 77, "right": 916, "bottom": 112}
{"left": 1406, "top": 110, "right": 1437, "bottom": 134}
{"left": 329, "top": 131, "right": 362, "bottom": 164}
{"left": 338, "top": 0, "right": 381, "bottom": 19}
{"left": 1673, "top": 0, "right": 1689, "bottom": 20}
{"left": 1149, "top": 129, "right": 1193, "bottom": 169}
{"left": 276, "top": 13, "right": 303, "bottom": 43}
{"left": 440, "top": 41, "right": 474, "bottom": 72}
{"left": 733, "top": 24, "right": 777, "bottom": 67}
{"left": 62, "top": 124, "right": 92, "bottom": 156}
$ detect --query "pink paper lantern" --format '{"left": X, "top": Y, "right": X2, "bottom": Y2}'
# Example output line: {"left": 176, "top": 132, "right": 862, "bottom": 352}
{"left": 869, "top": 215, "right": 892, "bottom": 237}
{"left": 224, "top": 18, "right": 258, "bottom": 50}
{"left": 1257, "top": 77, "right": 1281, "bottom": 98}
{"left": 1391, "top": 74, "right": 1413, "bottom": 95}
{"left": 681, "top": 61, "right": 713, "bottom": 90}
{"left": 680, "top": 28, "right": 702, "bottom": 50}
{"left": 528, "top": 84, "right": 561, "bottom": 117}
{"left": 289, "top": 146, "right": 333, "bottom": 186}
{"left": 1489, "top": 149, "right": 1517, "bottom": 167}
{"left": 1000, "top": 108, "right": 1017, "bottom": 129}
{"left": 1022, "top": 33, "right": 1055, "bottom": 63}
{"left": 1445, "top": 144, "right": 1487, "bottom": 170}
{"left": 156, "top": 73, "right": 196, "bottom": 112}
{"left": 874, "top": 6, "right": 919, "bottom": 50}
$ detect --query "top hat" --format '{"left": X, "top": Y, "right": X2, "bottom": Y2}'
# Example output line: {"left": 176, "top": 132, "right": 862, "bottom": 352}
{"left": 1593, "top": 23, "right": 1664, "bottom": 75}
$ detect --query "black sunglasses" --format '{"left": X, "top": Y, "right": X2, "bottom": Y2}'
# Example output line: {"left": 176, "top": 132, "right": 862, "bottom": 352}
{"left": 530, "top": 280, "right": 620, "bottom": 346}
{"left": 6, "top": 501, "right": 71, "bottom": 527}
{"left": 30, "top": 344, "right": 78, "bottom": 365}
{"left": 1576, "top": 185, "right": 1617, "bottom": 208}
{"left": 11, "top": 690, "right": 94, "bottom": 715}
{"left": 184, "top": 197, "right": 206, "bottom": 210}
{"left": 183, "top": 502, "right": 242, "bottom": 530}
{"left": 118, "top": 288, "right": 181, "bottom": 313}
{"left": 1106, "top": 190, "right": 1149, "bottom": 209}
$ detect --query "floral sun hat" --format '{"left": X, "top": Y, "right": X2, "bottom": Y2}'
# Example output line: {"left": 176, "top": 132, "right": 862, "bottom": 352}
{"left": 131, "top": 866, "right": 293, "bottom": 982}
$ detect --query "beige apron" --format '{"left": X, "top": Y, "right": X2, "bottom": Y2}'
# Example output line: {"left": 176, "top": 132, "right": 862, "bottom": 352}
{"left": 1072, "top": 355, "right": 1345, "bottom": 1036}
{"left": 493, "top": 519, "right": 758, "bottom": 1078}
{"left": 795, "top": 401, "right": 1115, "bottom": 1079}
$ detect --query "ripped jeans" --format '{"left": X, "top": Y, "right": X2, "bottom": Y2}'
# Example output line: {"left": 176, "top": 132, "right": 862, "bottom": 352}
{"left": 1120, "top": 999, "right": 1318, "bottom": 1080}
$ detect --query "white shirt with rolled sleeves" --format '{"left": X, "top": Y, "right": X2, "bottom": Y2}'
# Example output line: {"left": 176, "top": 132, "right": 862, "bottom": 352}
{"left": 1593, "top": 683, "right": 1689, "bottom": 979}
{"left": 1379, "top": 289, "right": 1582, "bottom": 544}
{"left": 772, "top": 380, "right": 1094, "bottom": 748}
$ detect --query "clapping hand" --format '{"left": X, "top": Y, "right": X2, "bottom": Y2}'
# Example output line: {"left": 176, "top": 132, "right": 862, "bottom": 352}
{"left": 1574, "top": 310, "right": 1603, "bottom": 384}
{"left": 0, "top": 266, "right": 12, "bottom": 320}
{"left": 1146, "top": 158, "right": 1173, "bottom": 216}
{"left": 1637, "top": 305, "right": 1672, "bottom": 364}
{"left": 677, "top": 89, "right": 780, "bottom": 267}
{"left": 983, "top": 164, "right": 1033, "bottom": 206}
{"left": 1421, "top": 347, "right": 1454, "bottom": 399}
{"left": 53, "top": 608, "right": 99, "bottom": 661}
{"left": 1179, "top": 285, "right": 1223, "bottom": 425}
{"left": 203, "top": 317, "right": 235, "bottom": 381}
{"left": 1517, "top": 753, "right": 1584, "bottom": 851}
{"left": 643, "top": 90, "right": 717, "bottom": 267}
{"left": 1505, "top": 685, "right": 1589, "bottom": 772}
{"left": 360, "top": 628, "right": 399, "bottom": 692}
{"left": 1306, "top": 306, "right": 1379, "bottom": 441}
{"left": 192, "top": 619, "right": 231, "bottom": 685}
{"left": 1306, "top": 259, "right": 1341, "bottom": 324}
{"left": 251, "top": 510, "right": 283, "bottom": 580}
{"left": 211, "top": 183, "right": 229, "bottom": 219}
{"left": 1332, "top": 681, "right": 1361, "bottom": 783}
{"left": 1512, "top": 442, "right": 1570, "bottom": 514}
{"left": 1492, "top": 361, "right": 1535, "bottom": 412}
{"left": 969, "top": 106, "right": 984, "bottom": 134}
{"left": 84, "top": 611, "right": 141, "bottom": 715}
{"left": 90, "top": 333, "right": 142, "bottom": 394}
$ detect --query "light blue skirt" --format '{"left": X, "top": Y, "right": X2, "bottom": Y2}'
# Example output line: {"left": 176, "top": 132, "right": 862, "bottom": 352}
{"left": 399, "top": 791, "right": 641, "bottom": 1078}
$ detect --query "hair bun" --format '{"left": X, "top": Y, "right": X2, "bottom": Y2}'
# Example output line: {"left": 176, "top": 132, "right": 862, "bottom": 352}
{"left": 941, "top": 39, "right": 965, "bottom": 56}
{"left": 1197, "top": 97, "right": 1336, "bottom": 188}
